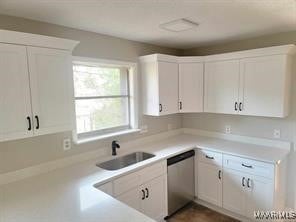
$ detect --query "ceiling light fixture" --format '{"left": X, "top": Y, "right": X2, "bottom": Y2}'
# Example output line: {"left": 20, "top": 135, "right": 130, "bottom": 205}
{"left": 159, "top": 18, "right": 199, "bottom": 32}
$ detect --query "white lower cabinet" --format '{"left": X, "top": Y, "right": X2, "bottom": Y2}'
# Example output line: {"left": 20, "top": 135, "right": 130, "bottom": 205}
{"left": 223, "top": 169, "right": 274, "bottom": 219}
{"left": 140, "top": 175, "right": 167, "bottom": 221}
{"left": 223, "top": 170, "right": 246, "bottom": 215}
{"left": 244, "top": 174, "right": 274, "bottom": 218}
{"left": 98, "top": 161, "right": 167, "bottom": 221}
{"left": 197, "top": 162, "right": 222, "bottom": 207}
{"left": 197, "top": 149, "right": 286, "bottom": 221}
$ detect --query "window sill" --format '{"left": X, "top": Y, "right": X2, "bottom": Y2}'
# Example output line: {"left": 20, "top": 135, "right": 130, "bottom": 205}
{"left": 74, "top": 128, "right": 141, "bottom": 145}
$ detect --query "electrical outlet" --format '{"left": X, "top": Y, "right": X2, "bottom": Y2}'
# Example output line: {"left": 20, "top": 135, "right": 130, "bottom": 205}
{"left": 273, "top": 129, "right": 281, "bottom": 139}
{"left": 225, "top": 125, "right": 231, "bottom": 134}
{"left": 168, "top": 123, "right": 173, "bottom": 131}
{"left": 140, "top": 125, "right": 148, "bottom": 134}
{"left": 63, "top": 138, "right": 71, "bottom": 150}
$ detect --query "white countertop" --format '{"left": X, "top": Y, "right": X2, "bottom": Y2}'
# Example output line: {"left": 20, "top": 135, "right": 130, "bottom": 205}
{"left": 0, "top": 133, "right": 290, "bottom": 222}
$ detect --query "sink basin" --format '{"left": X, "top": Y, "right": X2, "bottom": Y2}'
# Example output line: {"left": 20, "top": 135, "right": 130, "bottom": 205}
{"left": 97, "top": 152, "right": 155, "bottom": 171}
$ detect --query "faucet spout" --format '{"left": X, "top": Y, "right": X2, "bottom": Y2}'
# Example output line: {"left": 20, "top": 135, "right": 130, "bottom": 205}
{"left": 112, "top": 140, "right": 120, "bottom": 156}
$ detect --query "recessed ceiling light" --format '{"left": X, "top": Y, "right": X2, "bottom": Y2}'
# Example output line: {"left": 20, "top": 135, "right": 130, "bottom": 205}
{"left": 159, "top": 18, "right": 199, "bottom": 32}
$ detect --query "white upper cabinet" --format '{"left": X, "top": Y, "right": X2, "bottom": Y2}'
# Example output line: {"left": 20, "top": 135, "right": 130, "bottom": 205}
{"left": 0, "top": 30, "right": 79, "bottom": 142}
{"left": 140, "top": 54, "right": 178, "bottom": 116}
{"left": 158, "top": 62, "right": 179, "bottom": 115}
{"left": 140, "top": 55, "right": 204, "bottom": 116}
{"left": 239, "top": 55, "right": 291, "bottom": 117}
{"left": 141, "top": 45, "right": 294, "bottom": 117}
{"left": 204, "top": 45, "right": 295, "bottom": 117}
{"left": 0, "top": 43, "right": 33, "bottom": 141}
{"left": 204, "top": 60, "right": 240, "bottom": 114}
{"left": 27, "top": 47, "right": 74, "bottom": 135}
{"left": 179, "top": 59, "right": 204, "bottom": 113}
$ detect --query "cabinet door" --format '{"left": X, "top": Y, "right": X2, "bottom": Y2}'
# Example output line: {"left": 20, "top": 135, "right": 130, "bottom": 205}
{"left": 223, "top": 169, "right": 246, "bottom": 216}
{"left": 0, "top": 43, "right": 33, "bottom": 141}
{"left": 240, "top": 55, "right": 289, "bottom": 117}
{"left": 117, "top": 187, "right": 141, "bottom": 212}
{"left": 245, "top": 175, "right": 274, "bottom": 219}
{"left": 179, "top": 63, "right": 203, "bottom": 113}
{"left": 197, "top": 162, "right": 222, "bottom": 206}
{"left": 158, "top": 61, "right": 178, "bottom": 115}
{"left": 27, "top": 47, "right": 74, "bottom": 136}
{"left": 141, "top": 175, "right": 167, "bottom": 221}
{"left": 204, "top": 60, "right": 240, "bottom": 114}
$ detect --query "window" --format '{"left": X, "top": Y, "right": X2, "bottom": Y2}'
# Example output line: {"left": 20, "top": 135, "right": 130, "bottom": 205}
{"left": 73, "top": 58, "right": 137, "bottom": 141}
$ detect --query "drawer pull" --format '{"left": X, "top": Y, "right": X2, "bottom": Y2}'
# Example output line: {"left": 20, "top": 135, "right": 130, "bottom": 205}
{"left": 205, "top": 155, "right": 214, "bottom": 160}
{"left": 242, "top": 163, "right": 253, "bottom": 168}
{"left": 242, "top": 177, "right": 246, "bottom": 187}
{"left": 141, "top": 189, "right": 145, "bottom": 200}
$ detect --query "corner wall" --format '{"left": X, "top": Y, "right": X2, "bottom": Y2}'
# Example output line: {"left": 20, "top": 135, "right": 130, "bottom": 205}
{"left": 182, "top": 31, "right": 296, "bottom": 208}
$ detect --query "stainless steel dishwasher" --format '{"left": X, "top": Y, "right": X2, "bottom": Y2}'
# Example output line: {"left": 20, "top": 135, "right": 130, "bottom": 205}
{"left": 167, "top": 150, "right": 195, "bottom": 216}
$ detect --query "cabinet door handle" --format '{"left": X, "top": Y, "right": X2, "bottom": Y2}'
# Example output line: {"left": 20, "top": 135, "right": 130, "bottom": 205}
{"left": 247, "top": 178, "right": 251, "bottom": 188}
{"left": 145, "top": 188, "right": 149, "bottom": 198}
{"left": 239, "top": 102, "right": 243, "bottom": 111}
{"left": 179, "top": 101, "right": 182, "bottom": 110}
{"left": 234, "top": 102, "right": 238, "bottom": 111}
{"left": 35, "top": 115, "right": 40, "bottom": 130}
{"left": 242, "top": 163, "right": 253, "bottom": 169}
{"left": 242, "top": 177, "right": 246, "bottom": 187}
{"left": 27, "top": 116, "right": 32, "bottom": 131}
{"left": 205, "top": 155, "right": 214, "bottom": 160}
{"left": 141, "top": 189, "right": 145, "bottom": 200}
{"left": 159, "top": 104, "right": 163, "bottom": 113}
{"left": 218, "top": 170, "right": 222, "bottom": 180}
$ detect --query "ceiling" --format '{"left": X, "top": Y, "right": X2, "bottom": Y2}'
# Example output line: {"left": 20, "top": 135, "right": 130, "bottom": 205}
{"left": 0, "top": 0, "right": 296, "bottom": 49}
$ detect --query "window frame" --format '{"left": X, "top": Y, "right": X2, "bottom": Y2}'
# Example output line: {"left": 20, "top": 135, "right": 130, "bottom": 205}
{"left": 72, "top": 56, "right": 138, "bottom": 143}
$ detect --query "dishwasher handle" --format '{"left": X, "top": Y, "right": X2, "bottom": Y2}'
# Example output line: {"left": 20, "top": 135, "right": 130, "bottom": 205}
{"left": 167, "top": 150, "right": 195, "bottom": 166}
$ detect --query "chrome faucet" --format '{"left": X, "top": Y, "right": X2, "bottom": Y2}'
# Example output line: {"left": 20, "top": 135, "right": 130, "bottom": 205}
{"left": 112, "top": 140, "right": 120, "bottom": 156}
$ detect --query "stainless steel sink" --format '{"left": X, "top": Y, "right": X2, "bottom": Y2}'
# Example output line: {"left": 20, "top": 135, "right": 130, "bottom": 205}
{"left": 97, "top": 152, "right": 155, "bottom": 171}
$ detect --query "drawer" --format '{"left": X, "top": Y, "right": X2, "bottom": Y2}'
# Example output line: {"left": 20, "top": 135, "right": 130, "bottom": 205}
{"left": 113, "top": 171, "right": 140, "bottom": 196}
{"left": 139, "top": 160, "right": 167, "bottom": 184}
{"left": 223, "top": 154, "right": 274, "bottom": 179}
{"left": 198, "top": 149, "right": 223, "bottom": 167}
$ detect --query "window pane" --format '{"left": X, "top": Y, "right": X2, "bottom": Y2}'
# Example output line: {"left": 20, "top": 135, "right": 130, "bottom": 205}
{"left": 75, "top": 98, "right": 129, "bottom": 134}
{"left": 73, "top": 65, "right": 128, "bottom": 97}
